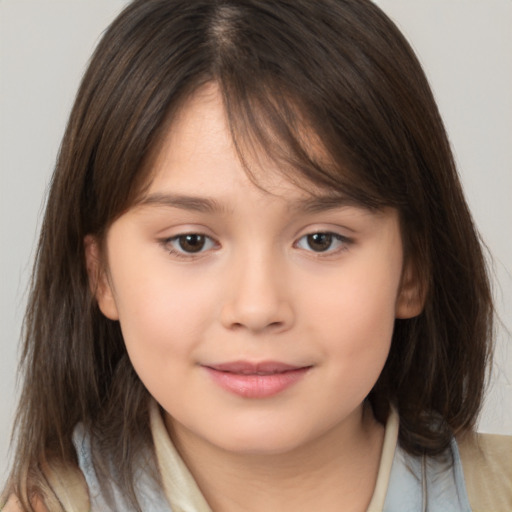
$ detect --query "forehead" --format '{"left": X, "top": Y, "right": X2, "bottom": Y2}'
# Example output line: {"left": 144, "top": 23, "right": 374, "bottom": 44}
{"left": 142, "top": 83, "right": 359, "bottom": 207}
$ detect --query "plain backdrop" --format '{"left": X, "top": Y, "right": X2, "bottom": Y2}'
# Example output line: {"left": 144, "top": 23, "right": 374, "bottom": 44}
{"left": 1, "top": 0, "right": 511, "bottom": 482}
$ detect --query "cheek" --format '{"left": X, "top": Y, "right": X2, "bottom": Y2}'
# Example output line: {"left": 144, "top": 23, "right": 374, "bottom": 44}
{"left": 109, "top": 257, "right": 221, "bottom": 372}
{"left": 300, "top": 254, "right": 401, "bottom": 387}
{"left": 304, "top": 260, "right": 399, "bottom": 339}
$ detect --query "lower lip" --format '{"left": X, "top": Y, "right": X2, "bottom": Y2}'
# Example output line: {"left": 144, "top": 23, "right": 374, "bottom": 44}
{"left": 204, "top": 367, "right": 310, "bottom": 398}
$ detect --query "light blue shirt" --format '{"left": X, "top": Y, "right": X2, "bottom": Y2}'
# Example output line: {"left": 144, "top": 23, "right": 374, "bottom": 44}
{"left": 383, "top": 438, "right": 471, "bottom": 511}
{"left": 73, "top": 423, "right": 472, "bottom": 511}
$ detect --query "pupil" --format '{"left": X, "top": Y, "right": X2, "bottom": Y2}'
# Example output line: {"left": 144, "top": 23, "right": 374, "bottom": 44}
{"left": 179, "top": 234, "right": 205, "bottom": 253}
{"left": 308, "top": 233, "right": 332, "bottom": 252}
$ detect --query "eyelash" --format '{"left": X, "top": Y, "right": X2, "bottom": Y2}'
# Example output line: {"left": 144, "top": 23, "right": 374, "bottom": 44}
{"left": 160, "top": 231, "right": 352, "bottom": 259}
{"left": 161, "top": 233, "right": 218, "bottom": 259}
{"left": 294, "top": 232, "right": 352, "bottom": 255}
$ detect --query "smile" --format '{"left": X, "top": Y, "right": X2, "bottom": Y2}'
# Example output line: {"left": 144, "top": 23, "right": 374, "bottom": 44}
{"left": 203, "top": 361, "right": 312, "bottom": 398}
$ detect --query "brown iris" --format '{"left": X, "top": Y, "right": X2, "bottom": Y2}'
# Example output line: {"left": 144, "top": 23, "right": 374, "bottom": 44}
{"left": 178, "top": 234, "right": 206, "bottom": 253}
{"left": 307, "top": 233, "right": 333, "bottom": 252}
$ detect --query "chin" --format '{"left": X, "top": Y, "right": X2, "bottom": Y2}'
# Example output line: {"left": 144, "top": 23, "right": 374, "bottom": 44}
{"left": 206, "top": 423, "right": 317, "bottom": 457}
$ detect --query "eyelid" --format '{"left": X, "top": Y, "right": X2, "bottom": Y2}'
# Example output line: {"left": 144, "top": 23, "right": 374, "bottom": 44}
{"left": 158, "top": 225, "right": 353, "bottom": 260}
{"left": 160, "top": 232, "right": 219, "bottom": 259}
{"left": 294, "top": 230, "right": 353, "bottom": 255}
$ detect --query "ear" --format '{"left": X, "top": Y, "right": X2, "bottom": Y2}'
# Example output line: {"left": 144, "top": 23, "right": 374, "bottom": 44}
{"left": 395, "top": 260, "right": 426, "bottom": 319}
{"left": 84, "top": 235, "right": 119, "bottom": 320}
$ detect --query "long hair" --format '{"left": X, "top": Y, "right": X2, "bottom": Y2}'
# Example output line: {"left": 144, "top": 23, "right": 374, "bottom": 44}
{"left": 4, "top": 0, "right": 493, "bottom": 509}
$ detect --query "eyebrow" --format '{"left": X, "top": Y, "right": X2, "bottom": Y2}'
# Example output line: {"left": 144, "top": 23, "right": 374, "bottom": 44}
{"left": 137, "top": 193, "right": 228, "bottom": 214}
{"left": 136, "top": 192, "right": 371, "bottom": 215}
{"left": 289, "top": 194, "right": 372, "bottom": 213}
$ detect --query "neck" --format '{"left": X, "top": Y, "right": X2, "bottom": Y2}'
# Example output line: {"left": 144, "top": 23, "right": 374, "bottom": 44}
{"left": 167, "top": 404, "right": 385, "bottom": 512}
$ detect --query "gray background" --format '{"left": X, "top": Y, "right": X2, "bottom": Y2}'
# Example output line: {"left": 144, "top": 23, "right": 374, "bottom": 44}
{"left": 1, "top": 0, "right": 511, "bottom": 481}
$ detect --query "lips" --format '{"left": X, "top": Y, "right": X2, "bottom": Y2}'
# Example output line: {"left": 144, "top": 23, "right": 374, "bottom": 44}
{"left": 203, "top": 361, "right": 311, "bottom": 398}
{"left": 208, "top": 361, "right": 304, "bottom": 375}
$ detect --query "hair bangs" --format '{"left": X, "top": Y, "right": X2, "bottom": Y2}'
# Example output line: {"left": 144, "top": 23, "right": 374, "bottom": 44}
{"left": 216, "top": 77, "right": 389, "bottom": 210}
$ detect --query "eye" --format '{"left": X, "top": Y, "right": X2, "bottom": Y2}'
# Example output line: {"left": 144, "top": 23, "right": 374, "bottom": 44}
{"left": 295, "top": 232, "right": 348, "bottom": 253}
{"left": 165, "top": 234, "right": 216, "bottom": 255}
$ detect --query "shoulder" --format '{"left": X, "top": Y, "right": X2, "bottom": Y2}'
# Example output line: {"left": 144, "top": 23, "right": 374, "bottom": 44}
{"left": 457, "top": 432, "right": 512, "bottom": 512}
{"left": 42, "top": 459, "right": 90, "bottom": 511}
{"left": 1, "top": 461, "right": 90, "bottom": 512}
{"left": 2, "top": 495, "right": 49, "bottom": 512}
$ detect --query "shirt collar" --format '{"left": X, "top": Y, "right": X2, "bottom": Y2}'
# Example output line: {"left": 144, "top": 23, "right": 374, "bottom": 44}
{"left": 150, "top": 400, "right": 399, "bottom": 512}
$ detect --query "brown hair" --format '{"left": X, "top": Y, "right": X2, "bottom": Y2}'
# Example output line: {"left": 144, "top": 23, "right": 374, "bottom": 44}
{"left": 3, "top": 0, "right": 494, "bottom": 509}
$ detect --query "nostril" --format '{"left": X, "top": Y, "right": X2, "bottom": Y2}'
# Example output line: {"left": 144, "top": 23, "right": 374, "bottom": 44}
{"left": 219, "top": 285, "right": 295, "bottom": 333}
{"left": 229, "top": 321, "right": 282, "bottom": 331}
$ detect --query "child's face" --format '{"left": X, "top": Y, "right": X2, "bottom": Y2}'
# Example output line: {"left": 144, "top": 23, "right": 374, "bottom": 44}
{"left": 91, "top": 83, "right": 421, "bottom": 456}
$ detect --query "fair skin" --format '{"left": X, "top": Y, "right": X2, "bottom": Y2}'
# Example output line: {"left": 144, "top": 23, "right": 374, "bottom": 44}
{"left": 3, "top": 496, "right": 49, "bottom": 512}
{"left": 6, "top": 84, "right": 421, "bottom": 511}
{"left": 85, "top": 84, "right": 423, "bottom": 512}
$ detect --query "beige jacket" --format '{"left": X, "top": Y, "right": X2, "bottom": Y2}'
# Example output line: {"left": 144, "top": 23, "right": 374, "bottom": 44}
{"left": 4, "top": 404, "right": 512, "bottom": 511}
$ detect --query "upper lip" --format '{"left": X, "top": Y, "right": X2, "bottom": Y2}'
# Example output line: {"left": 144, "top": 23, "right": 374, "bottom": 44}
{"left": 205, "top": 361, "right": 309, "bottom": 375}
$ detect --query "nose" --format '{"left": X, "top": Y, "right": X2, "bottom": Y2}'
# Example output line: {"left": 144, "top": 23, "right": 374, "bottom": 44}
{"left": 220, "top": 251, "right": 295, "bottom": 334}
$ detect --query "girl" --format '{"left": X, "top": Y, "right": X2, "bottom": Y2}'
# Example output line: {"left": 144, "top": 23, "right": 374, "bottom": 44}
{"left": 2, "top": 0, "right": 511, "bottom": 511}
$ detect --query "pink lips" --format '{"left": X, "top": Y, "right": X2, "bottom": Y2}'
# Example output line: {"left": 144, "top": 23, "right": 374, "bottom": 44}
{"left": 204, "top": 361, "right": 311, "bottom": 398}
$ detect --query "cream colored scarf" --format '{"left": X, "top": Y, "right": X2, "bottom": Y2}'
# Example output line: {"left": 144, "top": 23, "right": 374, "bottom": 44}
{"left": 40, "top": 401, "right": 511, "bottom": 512}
